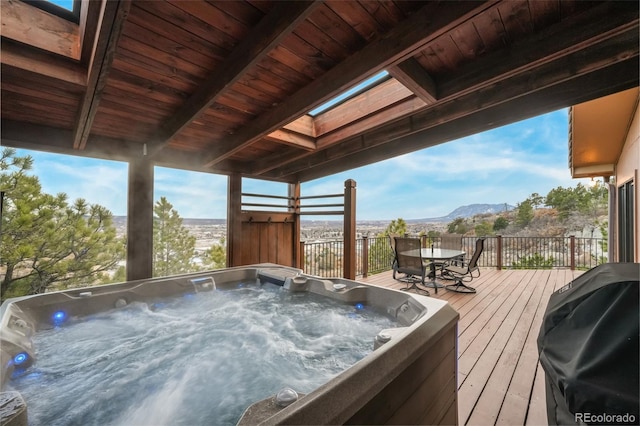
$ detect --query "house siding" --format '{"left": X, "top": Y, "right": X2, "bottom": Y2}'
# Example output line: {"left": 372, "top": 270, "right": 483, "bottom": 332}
{"left": 615, "top": 100, "right": 639, "bottom": 262}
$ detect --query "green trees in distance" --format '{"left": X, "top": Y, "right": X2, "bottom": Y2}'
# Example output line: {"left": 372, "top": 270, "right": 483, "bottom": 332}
{"left": 447, "top": 217, "right": 470, "bottom": 235}
{"left": 0, "top": 149, "right": 226, "bottom": 301}
{"left": 493, "top": 217, "right": 509, "bottom": 231}
{"left": 153, "top": 196, "right": 197, "bottom": 277}
{"left": 545, "top": 182, "right": 607, "bottom": 221}
{"left": 0, "top": 148, "right": 125, "bottom": 301}
{"left": 206, "top": 236, "right": 226, "bottom": 269}
{"left": 384, "top": 218, "right": 407, "bottom": 236}
{"left": 442, "top": 182, "right": 608, "bottom": 237}
{"left": 515, "top": 200, "right": 534, "bottom": 227}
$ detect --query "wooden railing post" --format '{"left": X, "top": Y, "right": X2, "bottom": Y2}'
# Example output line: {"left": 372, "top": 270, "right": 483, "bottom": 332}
{"left": 289, "top": 181, "right": 301, "bottom": 268}
{"left": 343, "top": 179, "right": 356, "bottom": 280}
{"left": 299, "top": 241, "right": 306, "bottom": 272}
{"left": 496, "top": 235, "right": 503, "bottom": 270}
{"left": 362, "top": 236, "right": 369, "bottom": 278}
{"left": 570, "top": 235, "right": 576, "bottom": 270}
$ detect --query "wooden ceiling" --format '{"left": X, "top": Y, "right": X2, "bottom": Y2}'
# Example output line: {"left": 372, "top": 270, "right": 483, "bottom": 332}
{"left": 1, "top": 0, "right": 638, "bottom": 183}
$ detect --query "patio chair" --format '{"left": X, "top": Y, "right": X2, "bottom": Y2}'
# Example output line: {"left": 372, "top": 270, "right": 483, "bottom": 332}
{"left": 440, "top": 237, "right": 485, "bottom": 293}
{"left": 441, "top": 233, "right": 463, "bottom": 260}
{"left": 434, "top": 233, "right": 464, "bottom": 270}
{"left": 393, "top": 237, "right": 432, "bottom": 295}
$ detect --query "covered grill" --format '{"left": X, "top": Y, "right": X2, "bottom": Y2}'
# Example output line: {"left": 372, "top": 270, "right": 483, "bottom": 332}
{"left": 538, "top": 263, "right": 639, "bottom": 425}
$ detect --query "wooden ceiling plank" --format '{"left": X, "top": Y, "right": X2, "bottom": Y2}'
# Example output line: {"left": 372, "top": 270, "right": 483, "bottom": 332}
{"left": 203, "top": 1, "right": 496, "bottom": 167}
{"left": 73, "top": 0, "right": 131, "bottom": 150}
{"left": 387, "top": 58, "right": 438, "bottom": 104}
{"left": 439, "top": 1, "right": 639, "bottom": 101}
{"left": 146, "top": 1, "right": 320, "bottom": 156}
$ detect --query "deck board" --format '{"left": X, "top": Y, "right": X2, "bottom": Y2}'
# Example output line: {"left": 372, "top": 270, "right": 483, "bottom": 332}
{"left": 359, "top": 268, "right": 583, "bottom": 426}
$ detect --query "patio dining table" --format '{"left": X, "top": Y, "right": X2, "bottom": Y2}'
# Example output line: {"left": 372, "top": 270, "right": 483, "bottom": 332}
{"left": 420, "top": 248, "right": 466, "bottom": 292}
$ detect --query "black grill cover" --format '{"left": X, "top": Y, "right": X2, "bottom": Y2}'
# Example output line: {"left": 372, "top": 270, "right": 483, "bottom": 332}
{"left": 537, "top": 263, "right": 639, "bottom": 425}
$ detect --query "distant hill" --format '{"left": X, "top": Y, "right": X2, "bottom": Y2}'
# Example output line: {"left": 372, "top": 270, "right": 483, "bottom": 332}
{"left": 112, "top": 203, "right": 514, "bottom": 226}
{"left": 407, "top": 203, "right": 515, "bottom": 223}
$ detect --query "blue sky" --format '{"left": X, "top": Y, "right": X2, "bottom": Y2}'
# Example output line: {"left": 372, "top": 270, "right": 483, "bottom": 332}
{"left": 11, "top": 108, "right": 590, "bottom": 221}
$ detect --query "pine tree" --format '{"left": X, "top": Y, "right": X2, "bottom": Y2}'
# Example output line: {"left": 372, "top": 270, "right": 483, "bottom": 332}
{"left": 152, "top": 196, "right": 196, "bottom": 277}
{"left": 0, "top": 148, "right": 125, "bottom": 300}
{"left": 204, "top": 237, "right": 226, "bottom": 269}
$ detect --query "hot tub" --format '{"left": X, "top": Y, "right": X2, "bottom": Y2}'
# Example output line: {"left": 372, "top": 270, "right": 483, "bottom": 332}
{"left": 0, "top": 264, "right": 459, "bottom": 425}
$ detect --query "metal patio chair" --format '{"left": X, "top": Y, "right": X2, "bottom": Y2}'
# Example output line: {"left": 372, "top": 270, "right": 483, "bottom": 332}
{"left": 393, "top": 237, "right": 432, "bottom": 295}
{"left": 433, "top": 233, "right": 464, "bottom": 272}
{"left": 440, "top": 237, "right": 485, "bottom": 293}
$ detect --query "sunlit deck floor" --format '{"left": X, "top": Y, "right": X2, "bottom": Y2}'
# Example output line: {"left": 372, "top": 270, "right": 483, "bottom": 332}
{"left": 359, "top": 268, "right": 584, "bottom": 426}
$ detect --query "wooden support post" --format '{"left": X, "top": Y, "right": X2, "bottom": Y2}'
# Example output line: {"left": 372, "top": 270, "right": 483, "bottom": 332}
{"left": 227, "top": 174, "right": 242, "bottom": 267}
{"left": 289, "top": 182, "right": 301, "bottom": 268}
{"left": 343, "top": 179, "right": 356, "bottom": 280}
{"left": 570, "top": 235, "right": 576, "bottom": 270}
{"left": 127, "top": 156, "right": 153, "bottom": 281}
{"left": 496, "top": 235, "right": 503, "bottom": 270}
{"left": 362, "top": 236, "right": 369, "bottom": 278}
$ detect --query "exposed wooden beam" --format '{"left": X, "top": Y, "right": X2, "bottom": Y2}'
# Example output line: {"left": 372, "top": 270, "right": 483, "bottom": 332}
{"left": 0, "top": 39, "right": 86, "bottom": 89}
{"left": 202, "top": 1, "right": 496, "bottom": 167}
{"left": 282, "top": 115, "right": 316, "bottom": 138}
{"left": 146, "top": 1, "right": 320, "bottom": 157}
{"left": 73, "top": 0, "right": 131, "bottom": 150}
{"left": 1, "top": 119, "right": 138, "bottom": 161}
{"left": 388, "top": 58, "right": 438, "bottom": 104}
{"left": 290, "top": 61, "right": 639, "bottom": 182}
{"left": 261, "top": 34, "right": 639, "bottom": 181}
{"left": 251, "top": 95, "right": 426, "bottom": 175}
{"left": 264, "top": 129, "right": 316, "bottom": 151}
{"left": 0, "top": 0, "right": 80, "bottom": 59}
{"left": 79, "top": 0, "right": 106, "bottom": 67}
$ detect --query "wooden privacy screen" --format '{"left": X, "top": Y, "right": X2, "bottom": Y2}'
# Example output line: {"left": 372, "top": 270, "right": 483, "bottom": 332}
{"left": 227, "top": 176, "right": 356, "bottom": 278}
{"left": 234, "top": 212, "right": 296, "bottom": 266}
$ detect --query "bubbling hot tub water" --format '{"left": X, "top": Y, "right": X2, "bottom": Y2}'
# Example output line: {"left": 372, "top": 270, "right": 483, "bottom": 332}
{"left": 8, "top": 282, "right": 397, "bottom": 426}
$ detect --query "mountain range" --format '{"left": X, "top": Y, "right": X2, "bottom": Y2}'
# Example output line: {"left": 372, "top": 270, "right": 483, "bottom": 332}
{"left": 112, "top": 203, "right": 515, "bottom": 226}
{"left": 407, "top": 203, "right": 515, "bottom": 223}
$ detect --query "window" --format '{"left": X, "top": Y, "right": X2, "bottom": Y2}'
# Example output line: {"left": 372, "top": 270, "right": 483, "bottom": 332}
{"left": 618, "top": 179, "right": 635, "bottom": 262}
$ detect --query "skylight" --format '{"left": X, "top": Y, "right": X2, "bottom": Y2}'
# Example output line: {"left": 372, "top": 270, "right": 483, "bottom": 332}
{"left": 25, "top": 0, "right": 79, "bottom": 23}
{"left": 308, "top": 71, "right": 390, "bottom": 117}
{"left": 46, "top": 0, "right": 74, "bottom": 11}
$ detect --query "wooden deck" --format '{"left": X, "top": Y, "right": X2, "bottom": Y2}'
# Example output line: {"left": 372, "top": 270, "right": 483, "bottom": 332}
{"left": 359, "top": 268, "right": 584, "bottom": 426}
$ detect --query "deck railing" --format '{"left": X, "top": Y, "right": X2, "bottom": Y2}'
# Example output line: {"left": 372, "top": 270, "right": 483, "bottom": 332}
{"left": 299, "top": 235, "right": 607, "bottom": 278}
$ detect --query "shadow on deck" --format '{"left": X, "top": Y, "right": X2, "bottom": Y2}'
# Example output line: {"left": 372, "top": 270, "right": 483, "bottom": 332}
{"left": 359, "top": 268, "right": 584, "bottom": 426}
